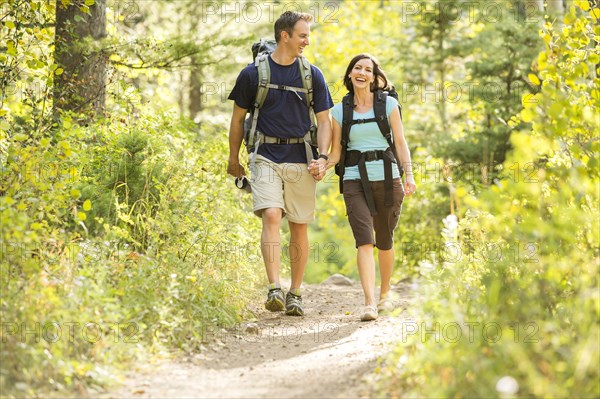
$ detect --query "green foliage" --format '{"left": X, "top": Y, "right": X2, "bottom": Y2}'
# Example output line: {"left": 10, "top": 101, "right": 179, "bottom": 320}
{"left": 1, "top": 0, "right": 57, "bottom": 134}
{"left": 1, "top": 103, "right": 262, "bottom": 396}
{"left": 2, "top": 0, "right": 598, "bottom": 397}
{"left": 376, "top": 4, "right": 599, "bottom": 397}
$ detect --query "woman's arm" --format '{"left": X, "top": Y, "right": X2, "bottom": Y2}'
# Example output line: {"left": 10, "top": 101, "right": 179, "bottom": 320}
{"left": 327, "top": 116, "right": 342, "bottom": 169}
{"left": 389, "top": 107, "right": 417, "bottom": 196}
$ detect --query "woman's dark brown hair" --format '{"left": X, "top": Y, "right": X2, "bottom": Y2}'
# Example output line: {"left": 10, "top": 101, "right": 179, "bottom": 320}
{"left": 343, "top": 53, "right": 391, "bottom": 93}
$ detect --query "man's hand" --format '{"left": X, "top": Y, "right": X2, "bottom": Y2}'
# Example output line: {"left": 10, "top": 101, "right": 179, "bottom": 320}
{"left": 227, "top": 158, "right": 246, "bottom": 178}
{"left": 308, "top": 158, "right": 327, "bottom": 181}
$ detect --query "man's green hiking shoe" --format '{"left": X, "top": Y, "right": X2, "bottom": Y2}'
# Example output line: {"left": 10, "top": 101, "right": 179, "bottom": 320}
{"left": 265, "top": 288, "right": 285, "bottom": 312}
{"left": 285, "top": 292, "right": 304, "bottom": 316}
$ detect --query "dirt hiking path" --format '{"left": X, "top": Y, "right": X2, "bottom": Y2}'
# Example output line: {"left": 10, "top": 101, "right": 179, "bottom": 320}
{"left": 101, "top": 279, "right": 413, "bottom": 399}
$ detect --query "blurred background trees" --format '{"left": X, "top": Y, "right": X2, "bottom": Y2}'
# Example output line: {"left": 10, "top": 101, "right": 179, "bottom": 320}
{"left": 1, "top": 0, "right": 598, "bottom": 397}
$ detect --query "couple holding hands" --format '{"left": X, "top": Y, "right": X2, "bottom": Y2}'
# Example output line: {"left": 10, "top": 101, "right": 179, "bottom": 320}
{"left": 227, "top": 11, "right": 416, "bottom": 321}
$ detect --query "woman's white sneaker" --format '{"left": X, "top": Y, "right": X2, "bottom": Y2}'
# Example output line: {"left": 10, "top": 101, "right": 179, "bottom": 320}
{"left": 360, "top": 305, "right": 378, "bottom": 321}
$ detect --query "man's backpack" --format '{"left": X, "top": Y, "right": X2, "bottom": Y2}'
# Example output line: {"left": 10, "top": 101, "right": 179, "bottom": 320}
{"left": 243, "top": 39, "right": 317, "bottom": 162}
{"left": 336, "top": 88, "right": 404, "bottom": 215}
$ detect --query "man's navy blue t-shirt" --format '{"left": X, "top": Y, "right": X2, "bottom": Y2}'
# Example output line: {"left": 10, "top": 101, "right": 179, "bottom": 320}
{"left": 228, "top": 55, "right": 333, "bottom": 164}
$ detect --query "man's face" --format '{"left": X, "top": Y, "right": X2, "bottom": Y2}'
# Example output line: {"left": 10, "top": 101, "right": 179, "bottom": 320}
{"left": 285, "top": 20, "right": 310, "bottom": 57}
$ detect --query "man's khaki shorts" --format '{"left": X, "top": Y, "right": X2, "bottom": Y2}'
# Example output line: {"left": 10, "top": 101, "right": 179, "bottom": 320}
{"left": 250, "top": 155, "right": 316, "bottom": 223}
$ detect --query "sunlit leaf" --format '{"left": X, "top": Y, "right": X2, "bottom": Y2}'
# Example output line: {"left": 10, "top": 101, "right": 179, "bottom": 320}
{"left": 521, "top": 108, "right": 534, "bottom": 123}
{"left": 528, "top": 74, "right": 540, "bottom": 86}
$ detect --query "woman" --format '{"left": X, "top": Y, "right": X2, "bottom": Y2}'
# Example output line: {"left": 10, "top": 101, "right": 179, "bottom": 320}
{"left": 326, "top": 53, "right": 416, "bottom": 321}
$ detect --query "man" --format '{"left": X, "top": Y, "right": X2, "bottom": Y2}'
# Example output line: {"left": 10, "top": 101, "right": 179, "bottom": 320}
{"left": 227, "top": 11, "right": 333, "bottom": 316}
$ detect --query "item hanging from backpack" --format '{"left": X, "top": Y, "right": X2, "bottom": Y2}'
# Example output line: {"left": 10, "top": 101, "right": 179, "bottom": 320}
{"left": 336, "top": 89, "right": 404, "bottom": 216}
{"left": 243, "top": 39, "right": 318, "bottom": 169}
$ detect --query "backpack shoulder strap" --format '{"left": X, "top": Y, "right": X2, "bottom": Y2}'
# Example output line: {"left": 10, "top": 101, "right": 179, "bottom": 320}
{"left": 337, "top": 93, "right": 354, "bottom": 193}
{"left": 298, "top": 57, "right": 313, "bottom": 109}
{"left": 254, "top": 53, "right": 270, "bottom": 109}
{"left": 341, "top": 93, "right": 354, "bottom": 145}
{"left": 298, "top": 56, "right": 315, "bottom": 128}
{"left": 247, "top": 54, "right": 270, "bottom": 154}
{"left": 373, "top": 90, "right": 391, "bottom": 145}
{"left": 374, "top": 90, "right": 404, "bottom": 177}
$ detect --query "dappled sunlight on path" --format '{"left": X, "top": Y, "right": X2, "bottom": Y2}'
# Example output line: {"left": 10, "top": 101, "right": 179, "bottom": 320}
{"left": 100, "top": 282, "right": 413, "bottom": 399}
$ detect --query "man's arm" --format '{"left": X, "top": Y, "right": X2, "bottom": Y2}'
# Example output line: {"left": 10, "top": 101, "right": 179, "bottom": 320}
{"left": 316, "top": 109, "right": 332, "bottom": 157}
{"left": 309, "top": 109, "right": 332, "bottom": 180}
{"left": 227, "top": 103, "right": 248, "bottom": 178}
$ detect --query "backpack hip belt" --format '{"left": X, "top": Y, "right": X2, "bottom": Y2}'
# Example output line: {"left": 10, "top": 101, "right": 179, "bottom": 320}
{"left": 244, "top": 48, "right": 317, "bottom": 170}
{"left": 345, "top": 148, "right": 397, "bottom": 216}
{"left": 345, "top": 149, "right": 395, "bottom": 165}
{"left": 262, "top": 136, "right": 307, "bottom": 145}
{"left": 248, "top": 130, "right": 316, "bottom": 171}
{"left": 337, "top": 90, "right": 405, "bottom": 216}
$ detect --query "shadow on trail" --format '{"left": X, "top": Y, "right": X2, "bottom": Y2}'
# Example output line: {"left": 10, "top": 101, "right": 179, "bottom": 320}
{"left": 99, "top": 283, "right": 411, "bottom": 399}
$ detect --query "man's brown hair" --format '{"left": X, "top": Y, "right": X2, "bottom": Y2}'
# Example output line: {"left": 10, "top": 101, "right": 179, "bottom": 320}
{"left": 274, "top": 11, "right": 313, "bottom": 43}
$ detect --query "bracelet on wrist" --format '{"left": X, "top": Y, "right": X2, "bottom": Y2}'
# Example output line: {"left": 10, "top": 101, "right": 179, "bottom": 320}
{"left": 318, "top": 154, "right": 329, "bottom": 161}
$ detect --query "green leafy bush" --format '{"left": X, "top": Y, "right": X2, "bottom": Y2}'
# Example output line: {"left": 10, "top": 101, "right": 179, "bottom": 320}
{"left": 376, "top": 4, "right": 599, "bottom": 398}
{"left": 1, "top": 107, "right": 262, "bottom": 396}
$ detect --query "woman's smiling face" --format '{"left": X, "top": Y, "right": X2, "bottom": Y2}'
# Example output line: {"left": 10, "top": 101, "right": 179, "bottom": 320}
{"left": 349, "top": 58, "right": 375, "bottom": 90}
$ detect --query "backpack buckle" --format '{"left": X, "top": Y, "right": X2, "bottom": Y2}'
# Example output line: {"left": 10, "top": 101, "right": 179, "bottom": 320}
{"left": 364, "top": 151, "right": 378, "bottom": 162}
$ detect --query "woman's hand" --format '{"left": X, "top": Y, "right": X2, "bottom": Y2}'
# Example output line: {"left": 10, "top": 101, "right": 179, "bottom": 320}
{"left": 404, "top": 175, "right": 416, "bottom": 196}
{"left": 308, "top": 158, "right": 327, "bottom": 181}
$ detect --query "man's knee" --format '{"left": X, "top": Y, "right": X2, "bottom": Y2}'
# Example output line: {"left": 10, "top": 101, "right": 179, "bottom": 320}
{"left": 262, "top": 208, "right": 283, "bottom": 225}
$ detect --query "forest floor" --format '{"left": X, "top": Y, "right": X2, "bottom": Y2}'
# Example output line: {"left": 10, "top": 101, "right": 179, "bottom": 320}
{"left": 99, "top": 278, "right": 414, "bottom": 399}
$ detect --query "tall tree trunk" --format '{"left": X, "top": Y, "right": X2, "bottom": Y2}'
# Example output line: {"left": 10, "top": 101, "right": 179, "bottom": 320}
{"left": 546, "top": 0, "right": 564, "bottom": 17}
{"left": 178, "top": 71, "right": 185, "bottom": 117}
{"left": 595, "top": 1, "right": 600, "bottom": 79}
{"left": 53, "top": 0, "right": 107, "bottom": 119}
{"left": 185, "top": 2, "right": 203, "bottom": 121}
{"left": 525, "top": 0, "right": 544, "bottom": 14}
{"left": 520, "top": 0, "right": 545, "bottom": 23}
{"left": 437, "top": 18, "right": 447, "bottom": 132}
{"left": 188, "top": 69, "right": 203, "bottom": 121}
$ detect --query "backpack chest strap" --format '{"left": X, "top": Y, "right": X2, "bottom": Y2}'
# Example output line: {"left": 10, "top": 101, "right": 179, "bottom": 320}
{"left": 262, "top": 83, "right": 309, "bottom": 93}
{"left": 350, "top": 117, "right": 377, "bottom": 125}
